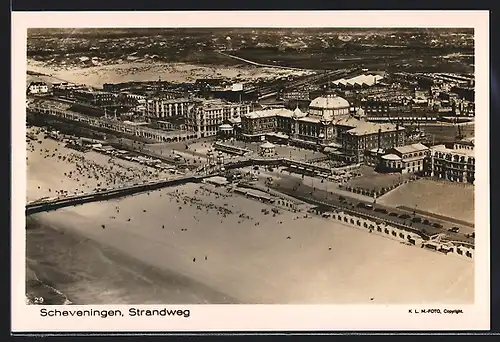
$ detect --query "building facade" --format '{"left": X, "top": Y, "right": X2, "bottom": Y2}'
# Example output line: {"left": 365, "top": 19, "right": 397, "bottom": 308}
{"left": 343, "top": 123, "right": 406, "bottom": 163}
{"left": 145, "top": 98, "right": 200, "bottom": 118}
{"left": 185, "top": 99, "right": 250, "bottom": 138}
{"left": 378, "top": 143, "right": 429, "bottom": 173}
{"left": 453, "top": 137, "right": 474, "bottom": 150}
{"left": 424, "top": 141, "right": 475, "bottom": 184}
{"left": 27, "top": 82, "right": 49, "bottom": 95}
{"left": 74, "top": 90, "right": 117, "bottom": 106}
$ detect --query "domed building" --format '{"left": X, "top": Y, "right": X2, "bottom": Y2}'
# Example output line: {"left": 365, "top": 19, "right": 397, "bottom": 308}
{"left": 308, "top": 93, "right": 351, "bottom": 120}
{"left": 239, "top": 92, "right": 406, "bottom": 163}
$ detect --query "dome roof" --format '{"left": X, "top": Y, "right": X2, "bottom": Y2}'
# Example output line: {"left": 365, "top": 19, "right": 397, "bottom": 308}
{"left": 309, "top": 94, "right": 350, "bottom": 110}
{"left": 260, "top": 142, "right": 275, "bottom": 149}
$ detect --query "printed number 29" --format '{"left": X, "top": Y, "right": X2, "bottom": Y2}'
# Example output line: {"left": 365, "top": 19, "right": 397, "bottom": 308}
{"left": 34, "top": 297, "right": 44, "bottom": 304}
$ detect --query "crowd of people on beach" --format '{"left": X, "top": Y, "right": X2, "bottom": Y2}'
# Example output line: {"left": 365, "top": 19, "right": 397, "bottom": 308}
{"left": 27, "top": 129, "right": 171, "bottom": 198}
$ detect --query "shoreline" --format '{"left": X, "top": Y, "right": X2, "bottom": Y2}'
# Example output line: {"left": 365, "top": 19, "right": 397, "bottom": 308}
{"left": 26, "top": 216, "right": 238, "bottom": 305}
{"left": 26, "top": 182, "right": 474, "bottom": 304}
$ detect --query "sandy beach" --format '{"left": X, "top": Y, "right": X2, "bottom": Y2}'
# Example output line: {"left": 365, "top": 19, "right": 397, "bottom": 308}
{"left": 26, "top": 131, "right": 475, "bottom": 305}
{"left": 26, "top": 128, "right": 173, "bottom": 202}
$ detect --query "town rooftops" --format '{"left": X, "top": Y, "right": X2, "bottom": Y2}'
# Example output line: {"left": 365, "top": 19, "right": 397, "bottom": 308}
{"left": 392, "top": 143, "right": 429, "bottom": 155}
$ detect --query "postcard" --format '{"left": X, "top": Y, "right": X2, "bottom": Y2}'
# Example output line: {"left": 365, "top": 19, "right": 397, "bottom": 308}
{"left": 12, "top": 10, "right": 490, "bottom": 332}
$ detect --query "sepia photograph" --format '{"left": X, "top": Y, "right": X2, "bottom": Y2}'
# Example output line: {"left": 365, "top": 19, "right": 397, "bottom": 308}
{"left": 12, "top": 11, "right": 490, "bottom": 332}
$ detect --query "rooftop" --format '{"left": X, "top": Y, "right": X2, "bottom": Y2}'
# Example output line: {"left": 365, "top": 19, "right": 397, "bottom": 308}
{"left": 393, "top": 143, "right": 429, "bottom": 154}
{"left": 147, "top": 97, "right": 200, "bottom": 104}
{"left": 334, "top": 117, "right": 363, "bottom": 128}
{"left": 332, "top": 74, "right": 384, "bottom": 87}
{"left": 297, "top": 116, "right": 321, "bottom": 124}
{"left": 219, "top": 124, "right": 233, "bottom": 130}
{"left": 456, "top": 137, "right": 475, "bottom": 146}
{"left": 28, "top": 81, "right": 47, "bottom": 86}
{"left": 382, "top": 154, "right": 402, "bottom": 161}
{"left": 346, "top": 122, "right": 402, "bottom": 136}
{"left": 431, "top": 144, "right": 475, "bottom": 157}
{"left": 244, "top": 108, "right": 293, "bottom": 119}
{"left": 260, "top": 142, "right": 276, "bottom": 149}
{"left": 309, "top": 94, "right": 350, "bottom": 110}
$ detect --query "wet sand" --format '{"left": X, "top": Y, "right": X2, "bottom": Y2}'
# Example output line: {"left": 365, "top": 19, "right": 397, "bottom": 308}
{"left": 25, "top": 130, "right": 475, "bottom": 304}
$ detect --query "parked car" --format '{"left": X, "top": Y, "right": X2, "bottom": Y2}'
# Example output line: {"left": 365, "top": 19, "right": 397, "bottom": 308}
{"left": 422, "top": 219, "right": 431, "bottom": 225}
{"left": 374, "top": 208, "right": 388, "bottom": 214}
{"left": 432, "top": 223, "right": 443, "bottom": 229}
{"left": 399, "top": 214, "right": 411, "bottom": 219}
{"left": 388, "top": 212, "right": 398, "bottom": 217}
{"left": 412, "top": 217, "right": 422, "bottom": 223}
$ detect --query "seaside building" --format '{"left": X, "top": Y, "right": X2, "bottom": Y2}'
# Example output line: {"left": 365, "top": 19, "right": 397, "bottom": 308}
{"left": 27, "top": 81, "right": 49, "bottom": 95}
{"left": 453, "top": 137, "right": 475, "bottom": 150}
{"left": 52, "top": 83, "right": 86, "bottom": 99}
{"left": 145, "top": 97, "right": 200, "bottom": 118}
{"left": 342, "top": 122, "right": 406, "bottom": 163}
{"left": 185, "top": 99, "right": 250, "bottom": 138}
{"left": 74, "top": 89, "right": 117, "bottom": 107}
{"left": 424, "top": 139, "right": 475, "bottom": 184}
{"left": 378, "top": 143, "right": 429, "bottom": 173}
{"left": 119, "top": 92, "right": 147, "bottom": 107}
{"left": 452, "top": 98, "right": 475, "bottom": 117}
{"left": 240, "top": 93, "right": 405, "bottom": 163}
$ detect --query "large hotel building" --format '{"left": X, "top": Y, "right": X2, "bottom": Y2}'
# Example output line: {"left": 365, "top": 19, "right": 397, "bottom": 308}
{"left": 185, "top": 99, "right": 250, "bottom": 138}
{"left": 145, "top": 98, "right": 198, "bottom": 118}
{"left": 424, "top": 137, "right": 475, "bottom": 184}
{"left": 145, "top": 97, "right": 250, "bottom": 138}
{"left": 239, "top": 93, "right": 405, "bottom": 163}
